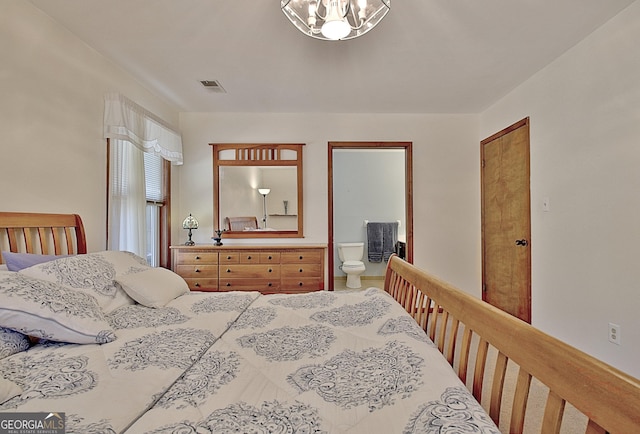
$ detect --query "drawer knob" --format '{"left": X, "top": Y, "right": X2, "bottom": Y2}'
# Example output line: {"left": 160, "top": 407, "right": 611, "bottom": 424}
{"left": 298, "top": 282, "right": 303, "bottom": 286}
{"left": 226, "top": 282, "right": 231, "bottom": 287}
{"left": 247, "top": 255, "right": 252, "bottom": 260}
{"left": 299, "top": 268, "right": 303, "bottom": 273}
{"left": 195, "top": 268, "right": 200, "bottom": 273}
{"left": 268, "top": 268, "right": 273, "bottom": 273}
{"left": 227, "top": 255, "right": 232, "bottom": 260}
{"left": 194, "top": 283, "right": 200, "bottom": 287}
{"left": 195, "top": 256, "right": 200, "bottom": 260}
{"left": 268, "top": 282, "right": 273, "bottom": 287}
{"left": 268, "top": 255, "right": 272, "bottom": 260}
{"left": 226, "top": 269, "right": 231, "bottom": 273}
{"left": 299, "top": 255, "right": 303, "bottom": 260}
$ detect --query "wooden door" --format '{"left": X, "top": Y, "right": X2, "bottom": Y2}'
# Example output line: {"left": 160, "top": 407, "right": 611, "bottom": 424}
{"left": 481, "top": 118, "right": 531, "bottom": 323}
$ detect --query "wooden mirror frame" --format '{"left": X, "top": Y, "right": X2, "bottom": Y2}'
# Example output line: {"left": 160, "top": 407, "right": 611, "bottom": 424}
{"left": 211, "top": 143, "right": 304, "bottom": 238}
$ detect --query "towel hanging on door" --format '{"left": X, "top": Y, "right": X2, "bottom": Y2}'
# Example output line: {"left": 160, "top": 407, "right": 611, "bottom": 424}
{"left": 366, "top": 221, "right": 398, "bottom": 263}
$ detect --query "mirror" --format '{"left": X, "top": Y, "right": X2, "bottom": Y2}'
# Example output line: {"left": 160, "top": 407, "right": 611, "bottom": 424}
{"left": 211, "top": 143, "right": 304, "bottom": 238}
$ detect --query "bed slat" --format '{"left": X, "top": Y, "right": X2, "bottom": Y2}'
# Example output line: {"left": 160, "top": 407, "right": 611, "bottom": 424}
{"left": 458, "top": 327, "right": 473, "bottom": 384}
{"left": 585, "top": 419, "right": 607, "bottom": 434}
{"left": 542, "top": 390, "right": 566, "bottom": 434}
{"left": 473, "top": 338, "right": 489, "bottom": 401}
{"left": 37, "top": 227, "right": 49, "bottom": 254}
{"left": 444, "top": 317, "right": 459, "bottom": 365}
{"left": 510, "top": 368, "right": 532, "bottom": 432}
{"left": 489, "top": 352, "right": 508, "bottom": 425}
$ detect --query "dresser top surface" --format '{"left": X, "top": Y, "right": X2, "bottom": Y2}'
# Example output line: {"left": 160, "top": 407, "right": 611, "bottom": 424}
{"left": 171, "top": 244, "right": 327, "bottom": 251}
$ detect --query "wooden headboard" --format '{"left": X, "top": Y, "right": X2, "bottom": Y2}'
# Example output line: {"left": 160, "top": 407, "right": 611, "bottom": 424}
{"left": 383, "top": 255, "right": 640, "bottom": 433}
{"left": 225, "top": 216, "right": 259, "bottom": 231}
{"left": 0, "top": 212, "right": 87, "bottom": 264}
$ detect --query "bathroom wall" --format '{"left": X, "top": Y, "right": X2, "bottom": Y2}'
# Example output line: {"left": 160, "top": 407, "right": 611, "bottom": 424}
{"left": 333, "top": 149, "right": 406, "bottom": 277}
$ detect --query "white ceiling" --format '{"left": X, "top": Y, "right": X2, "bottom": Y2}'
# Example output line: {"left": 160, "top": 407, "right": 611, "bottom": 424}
{"left": 29, "top": 0, "right": 636, "bottom": 114}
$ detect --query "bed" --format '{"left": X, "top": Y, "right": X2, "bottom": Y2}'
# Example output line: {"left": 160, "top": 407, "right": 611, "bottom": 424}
{"left": 1, "top": 212, "right": 638, "bottom": 433}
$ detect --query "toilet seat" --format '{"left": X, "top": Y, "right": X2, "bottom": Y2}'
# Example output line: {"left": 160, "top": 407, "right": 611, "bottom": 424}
{"left": 342, "top": 260, "right": 365, "bottom": 269}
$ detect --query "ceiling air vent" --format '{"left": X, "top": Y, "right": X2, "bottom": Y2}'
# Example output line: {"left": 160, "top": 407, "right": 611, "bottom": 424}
{"left": 200, "top": 80, "right": 226, "bottom": 93}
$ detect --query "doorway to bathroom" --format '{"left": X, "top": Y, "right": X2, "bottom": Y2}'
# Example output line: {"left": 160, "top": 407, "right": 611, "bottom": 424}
{"left": 328, "top": 142, "right": 413, "bottom": 290}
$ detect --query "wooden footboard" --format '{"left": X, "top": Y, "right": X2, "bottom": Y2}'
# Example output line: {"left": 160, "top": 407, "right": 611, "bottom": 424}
{"left": 384, "top": 255, "right": 640, "bottom": 434}
{"left": 0, "top": 212, "right": 87, "bottom": 263}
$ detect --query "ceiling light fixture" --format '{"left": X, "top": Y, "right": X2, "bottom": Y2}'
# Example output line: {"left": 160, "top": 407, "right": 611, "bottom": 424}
{"left": 281, "top": 0, "right": 390, "bottom": 41}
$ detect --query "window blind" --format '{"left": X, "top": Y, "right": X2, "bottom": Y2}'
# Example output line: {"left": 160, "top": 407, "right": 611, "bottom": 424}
{"left": 144, "top": 152, "right": 163, "bottom": 202}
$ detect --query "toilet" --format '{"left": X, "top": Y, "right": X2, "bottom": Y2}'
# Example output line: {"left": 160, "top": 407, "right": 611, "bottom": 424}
{"left": 337, "top": 242, "right": 366, "bottom": 289}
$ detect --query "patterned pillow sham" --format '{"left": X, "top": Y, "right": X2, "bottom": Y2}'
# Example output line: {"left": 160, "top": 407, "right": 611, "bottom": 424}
{"left": 0, "top": 326, "right": 30, "bottom": 359}
{"left": 19, "top": 251, "right": 150, "bottom": 313}
{"left": 0, "top": 271, "right": 116, "bottom": 344}
{"left": 116, "top": 267, "right": 189, "bottom": 308}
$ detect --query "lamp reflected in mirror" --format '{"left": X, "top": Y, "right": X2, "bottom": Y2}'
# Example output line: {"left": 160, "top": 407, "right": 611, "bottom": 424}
{"left": 258, "top": 188, "right": 271, "bottom": 229}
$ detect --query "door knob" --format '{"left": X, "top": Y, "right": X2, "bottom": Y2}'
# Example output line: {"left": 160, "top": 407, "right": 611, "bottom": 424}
{"left": 515, "top": 239, "right": 528, "bottom": 246}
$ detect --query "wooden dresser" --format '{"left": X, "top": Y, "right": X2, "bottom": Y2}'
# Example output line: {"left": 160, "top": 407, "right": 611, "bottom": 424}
{"left": 171, "top": 245, "right": 326, "bottom": 294}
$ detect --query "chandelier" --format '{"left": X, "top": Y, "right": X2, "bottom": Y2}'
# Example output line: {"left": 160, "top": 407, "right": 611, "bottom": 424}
{"left": 281, "top": 0, "right": 390, "bottom": 41}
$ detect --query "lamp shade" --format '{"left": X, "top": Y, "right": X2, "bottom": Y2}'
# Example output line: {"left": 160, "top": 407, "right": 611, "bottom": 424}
{"left": 182, "top": 214, "right": 199, "bottom": 229}
{"left": 258, "top": 188, "right": 271, "bottom": 195}
{"left": 281, "top": 0, "right": 390, "bottom": 41}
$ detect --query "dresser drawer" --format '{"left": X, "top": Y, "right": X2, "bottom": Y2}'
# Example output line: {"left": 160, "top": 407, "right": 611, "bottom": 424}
{"left": 176, "top": 264, "right": 218, "bottom": 278}
{"left": 260, "top": 252, "right": 280, "bottom": 263}
{"left": 219, "top": 278, "right": 280, "bottom": 292}
{"left": 281, "top": 250, "right": 323, "bottom": 264}
{"left": 219, "top": 252, "right": 240, "bottom": 264}
{"left": 175, "top": 251, "right": 218, "bottom": 265}
{"left": 238, "top": 252, "right": 261, "bottom": 263}
{"left": 233, "top": 252, "right": 280, "bottom": 263}
{"left": 184, "top": 278, "right": 219, "bottom": 291}
{"left": 281, "top": 278, "right": 323, "bottom": 292}
{"left": 282, "top": 263, "right": 322, "bottom": 277}
{"left": 221, "top": 264, "right": 281, "bottom": 279}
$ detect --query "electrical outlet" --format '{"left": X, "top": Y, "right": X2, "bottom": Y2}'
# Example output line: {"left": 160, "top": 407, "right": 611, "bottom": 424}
{"left": 608, "top": 322, "right": 621, "bottom": 345}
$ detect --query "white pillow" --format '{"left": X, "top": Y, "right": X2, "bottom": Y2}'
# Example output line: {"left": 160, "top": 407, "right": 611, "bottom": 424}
{"left": 19, "top": 250, "right": 150, "bottom": 313}
{"left": 0, "top": 377, "right": 22, "bottom": 404}
{"left": 0, "top": 271, "right": 116, "bottom": 344}
{"left": 116, "top": 267, "right": 189, "bottom": 308}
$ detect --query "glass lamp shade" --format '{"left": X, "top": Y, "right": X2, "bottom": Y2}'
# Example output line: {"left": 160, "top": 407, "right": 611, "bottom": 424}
{"left": 321, "top": 2, "right": 352, "bottom": 39}
{"left": 182, "top": 214, "right": 199, "bottom": 229}
{"left": 258, "top": 188, "right": 271, "bottom": 196}
{"left": 281, "top": 0, "right": 390, "bottom": 41}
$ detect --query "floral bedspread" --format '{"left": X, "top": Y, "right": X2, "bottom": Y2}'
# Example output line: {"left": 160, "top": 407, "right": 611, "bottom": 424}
{"left": 1, "top": 289, "right": 499, "bottom": 434}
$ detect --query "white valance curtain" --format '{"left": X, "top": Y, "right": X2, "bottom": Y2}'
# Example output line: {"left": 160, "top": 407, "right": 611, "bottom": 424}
{"left": 103, "top": 92, "right": 183, "bottom": 165}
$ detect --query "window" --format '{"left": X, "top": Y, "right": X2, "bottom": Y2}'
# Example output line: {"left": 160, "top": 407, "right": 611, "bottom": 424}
{"left": 144, "top": 152, "right": 165, "bottom": 267}
{"left": 107, "top": 139, "right": 171, "bottom": 268}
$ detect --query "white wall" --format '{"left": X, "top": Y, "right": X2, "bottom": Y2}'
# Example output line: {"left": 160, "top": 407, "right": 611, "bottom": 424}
{"left": 177, "top": 113, "right": 481, "bottom": 294}
{"left": 480, "top": 1, "right": 640, "bottom": 377}
{"left": 0, "top": 1, "right": 180, "bottom": 251}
